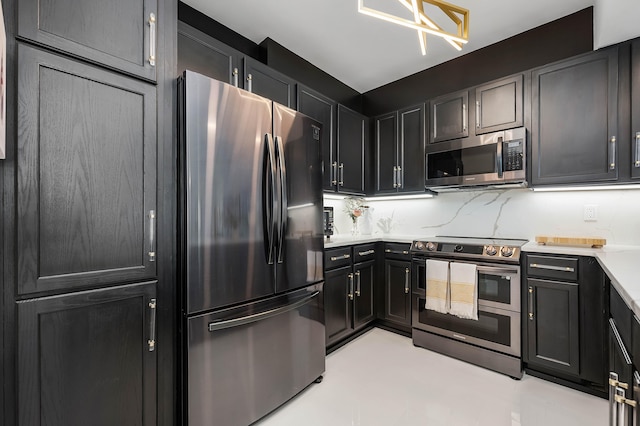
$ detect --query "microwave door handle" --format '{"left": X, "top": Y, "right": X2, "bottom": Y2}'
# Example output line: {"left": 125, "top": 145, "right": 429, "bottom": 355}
{"left": 496, "top": 138, "right": 503, "bottom": 178}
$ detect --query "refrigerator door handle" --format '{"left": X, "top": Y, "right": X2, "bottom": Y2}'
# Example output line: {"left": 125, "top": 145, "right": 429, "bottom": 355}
{"left": 275, "top": 135, "right": 288, "bottom": 264}
{"left": 207, "top": 291, "right": 320, "bottom": 332}
{"left": 264, "top": 134, "right": 277, "bottom": 264}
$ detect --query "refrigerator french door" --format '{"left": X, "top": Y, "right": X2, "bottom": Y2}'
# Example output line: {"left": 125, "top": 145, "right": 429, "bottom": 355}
{"left": 179, "top": 71, "right": 325, "bottom": 426}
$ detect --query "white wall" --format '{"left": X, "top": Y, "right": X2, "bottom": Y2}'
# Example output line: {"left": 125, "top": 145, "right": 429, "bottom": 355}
{"left": 325, "top": 188, "right": 640, "bottom": 245}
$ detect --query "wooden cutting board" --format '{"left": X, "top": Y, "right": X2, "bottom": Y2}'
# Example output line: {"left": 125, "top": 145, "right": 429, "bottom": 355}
{"left": 535, "top": 235, "right": 606, "bottom": 248}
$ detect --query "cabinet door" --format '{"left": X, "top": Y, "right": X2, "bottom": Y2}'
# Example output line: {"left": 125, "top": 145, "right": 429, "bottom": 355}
{"left": 244, "top": 58, "right": 297, "bottom": 109}
{"left": 17, "top": 282, "right": 157, "bottom": 426}
{"left": 429, "top": 90, "right": 469, "bottom": 143}
{"left": 375, "top": 112, "right": 398, "bottom": 194}
{"left": 17, "top": 45, "right": 157, "bottom": 295}
{"left": 177, "top": 21, "right": 240, "bottom": 83}
{"left": 532, "top": 49, "right": 618, "bottom": 185}
{"left": 398, "top": 104, "right": 425, "bottom": 192}
{"left": 353, "top": 260, "right": 376, "bottom": 328}
{"left": 527, "top": 278, "right": 580, "bottom": 376}
{"left": 297, "top": 85, "right": 337, "bottom": 191}
{"left": 337, "top": 105, "right": 366, "bottom": 194}
{"left": 19, "top": 0, "right": 157, "bottom": 81}
{"left": 474, "top": 75, "right": 523, "bottom": 134}
{"left": 384, "top": 260, "right": 411, "bottom": 326}
{"left": 632, "top": 40, "right": 640, "bottom": 180}
{"left": 325, "top": 265, "right": 354, "bottom": 346}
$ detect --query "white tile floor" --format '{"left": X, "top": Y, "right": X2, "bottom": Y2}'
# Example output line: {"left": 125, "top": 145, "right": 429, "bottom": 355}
{"left": 255, "top": 328, "right": 607, "bottom": 426}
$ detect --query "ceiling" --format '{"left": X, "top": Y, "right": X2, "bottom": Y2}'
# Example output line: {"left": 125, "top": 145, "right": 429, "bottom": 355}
{"left": 183, "top": 0, "right": 594, "bottom": 93}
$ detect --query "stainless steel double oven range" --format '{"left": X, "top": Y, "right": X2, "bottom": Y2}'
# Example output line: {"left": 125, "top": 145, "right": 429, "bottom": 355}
{"left": 411, "top": 236, "right": 528, "bottom": 379}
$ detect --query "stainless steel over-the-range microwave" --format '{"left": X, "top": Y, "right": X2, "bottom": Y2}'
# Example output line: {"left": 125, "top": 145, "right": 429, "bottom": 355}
{"left": 425, "top": 127, "right": 526, "bottom": 191}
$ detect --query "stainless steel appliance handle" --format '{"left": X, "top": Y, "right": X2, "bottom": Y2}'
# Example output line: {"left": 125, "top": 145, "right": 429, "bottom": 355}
{"left": 385, "top": 249, "right": 409, "bottom": 255}
{"left": 339, "top": 163, "right": 344, "bottom": 186}
{"left": 232, "top": 68, "right": 239, "bottom": 87}
{"left": 330, "top": 254, "right": 350, "bottom": 261}
{"left": 331, "top": 162, "right": 338, "bottom": 186}
{"left": 527, "top": 286, "right": 534, "bottom": 321}
{"left": 635, "top": 132, "right": 640, "bottom": 168}
{"left": 611, "top": 372, "right": 620, "bottom": 426}
{"left": 264, "top": 134, "right": 277, "bottom": 264}
{"left": 475, "top": 100, "right": 480, "bottom": 128}
{"left": 476, "top": 265, "right": 517, "bottom": 275}
{"left": 358, "top": 250, "right": 375, "bottom": 256}
{"left": 348, "top": 273, "right": 354, "bottom": 300}
{"left": 404, "top": 268, "right": 410, "bottom": 294}
{"left": 529, "top": 263, "right": 575, "bottom": 273}
{"left": 393, "top": 166, "right": 398, "bottom": 188}
{"left": 247, "top": 73, "right": 253, "bottom": 92}
{"left": 610, "top": 136, "right": 617, "bottom": 171}
{"left": 616, "top": 386, "right": 636, "bottom": 426}
{"left": 355, "top": 271, "right": 361, "bottom": 297}
{"left": 148, "top": 210, "right": 156, "bottom": 262}
{"left": 462, "top": 103, "right": 467, "bottom": 132}
{"left": 207, "top": 291, "right": 320, "bottom": 332}
{"left": 148, "top": 13, "right": 156, "bottom": 66}
{"left": 148, "top": 298, "right": 157, "bottom": 351}
{"left": 496, "top": 137, "right": 503, "bottom": 178}
{"left": 276, "top": 136, "right": 288, "bottom": 263}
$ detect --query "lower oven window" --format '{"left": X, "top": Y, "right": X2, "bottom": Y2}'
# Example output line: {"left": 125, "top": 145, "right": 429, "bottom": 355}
{"left": 417, "top": 298, "right": 511, "bottom": 346}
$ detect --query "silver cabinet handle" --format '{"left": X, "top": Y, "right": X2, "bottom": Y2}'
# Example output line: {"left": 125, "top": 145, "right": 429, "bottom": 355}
{"left": 610, "top": 136, "right": 617, "bottom": 170}
{"left": 339, "top": 163, "right": 344, "bottom": 186}
{"left": 358, "top": 249, "right": 375, "bottom": 256}
{"left": 404, "top": 268, "right": 410, "bottom": 294}
{"left": 247, "top": 73, "right": 253, "bottom": 92}
{"left": 385, "top": 249, "right": 409, "bottom": 255}
{"left": 232, "top": 68, "right": 239, "bottom": 87}
{"left": 528, "top": 286, "right": 534, "bottom": 320}
{"left": 462, "top": 103, "right": 467, "bottom": 132}
{"left": 355, "top": 271, "right": 361, "bottom": 297}
{"left": 611, "top": 372, "right": 620, "bottom": 426}
{"left": 397, "top": 166, "right": 402, "bottom": 189}
{"left": 148, "top": 298, "right": 157, "bottom": 351}
{"left": 148, "top": 210, "right": 156, "bottom": 262}
{"left": 529, "top": 263, "right": 574, "bottom": 273}
{"left": 433, "top": 108, "right": 437, "bottom": 139}
{"left": 330, "top": 254, "right": 350, "bottom": 261}
{"left": 331, "top": 161, "right": 338, "bottom": 185}
{"left": 348, "top": 273, "right": 354, "bottom": 300}
{"left": 635, "top": 132, "right": 640, "bottom": 168}
{"left": 475, "top": 100, "right": 480, "bottom": 128}
{"left": 393, "top": 166, "right": 398, "bottom": 188}
{"left": 148, "top": 13, "right": 156, "bottom": 66}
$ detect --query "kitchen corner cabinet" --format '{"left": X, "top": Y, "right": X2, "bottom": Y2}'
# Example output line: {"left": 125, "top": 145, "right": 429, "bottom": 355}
{"left": 334, "top": 105, "right": 367, "bottom": 195}
{"left": 17, "top": 282, "right": 158, "bottom": 426}
{"left": 531, "top": 48, "right": 619, "bottom": 186}
{"left": 324, "top": 244, "right": 377, "bottom": 348}
{"left": 523, "top": 253, "right": 607, "bottom": 394}
{"left": 380, "top": 244, "right": 412, "bottom": 330}
{"left": 297, "top": 85, "right": 337, "bottom": 191}
{"left": 17, "top": 44, "right": 158, "bottom": 295}
{"left": 631, "top": 40, "right": 640, "bottom": 180}
{"left": 374, "top": 104, "right": 425, "bottom": 194}
{"left": 19, "top": 0, "right": 158, "bottom": 82}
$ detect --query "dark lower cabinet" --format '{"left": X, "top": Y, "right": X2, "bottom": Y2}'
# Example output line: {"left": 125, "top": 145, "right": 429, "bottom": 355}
{"left": 382, "top": 259, "right": 411, "bottom": 328}
{"left": 632, "top": 40, "right": 640, "bottom": 180}
{"left": 526, "top": 278, "right": 580, "bottom": 376}
{"left": 353, "top": 260, "right": 376, "bottom": 328}
{"left": 17, "top": 281, "right": 158, "bottom": 426}
{"left": 324, "top": 265, "right": 353, "bottom": 346}
{"left": 609, "top": 318, "right": 634, "bottom": 425}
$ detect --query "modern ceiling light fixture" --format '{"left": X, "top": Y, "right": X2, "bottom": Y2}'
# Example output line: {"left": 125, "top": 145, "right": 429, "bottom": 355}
{"left": 358, "top": 0, "right": 469, "bottom": 55}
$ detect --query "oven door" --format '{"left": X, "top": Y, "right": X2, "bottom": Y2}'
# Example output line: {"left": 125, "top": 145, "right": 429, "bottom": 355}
{"left": 413, "top": 296, "right": 521, "bottom": 357}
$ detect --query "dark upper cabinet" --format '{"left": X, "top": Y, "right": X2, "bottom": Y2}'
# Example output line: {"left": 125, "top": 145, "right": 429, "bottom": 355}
{"left": 297, "top": 85, "right": 337, "bottom": 191}
{"left": 17, "top": 281, "right": 157, "bottom": 426}
{"left": 632, "top": 40, "right": 640, "bottom": 180}
{"left": 531, "top": 48, "right": 619, "bottom": 186}
{"left": 375, "top": 105, "right": 426, "bottom": 194}
{"left": 17, "top": 44, "right": 157, "bottom": 295}
{"left": 336, "top": 105, "right": 367, "bottom": 195}
{"left": 177, "top": 21, "right": 240, "bottom": 82}
{"left": 429, "top": 90, "right": 469, "bottom": 143}
{"left": 19, "top": 0, "right": 157, "bottom": 81}
{"left": 474, "top": 74, "right": 523, "bottom": 134}
{"left": 353, "top": 260, "right": 376, "bottom": 328}
{"left": 244, "top": 58, "right": 297, "bottom": 109}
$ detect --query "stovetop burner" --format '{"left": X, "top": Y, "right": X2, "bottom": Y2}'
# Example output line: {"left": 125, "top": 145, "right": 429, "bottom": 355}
{"left": 411, "top": 236, "right": 528, "bottom": 263}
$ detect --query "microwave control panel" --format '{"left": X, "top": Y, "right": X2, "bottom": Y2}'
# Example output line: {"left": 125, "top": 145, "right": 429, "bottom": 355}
{"left": 503, "top": 139, "right": 524, "bottom": 171}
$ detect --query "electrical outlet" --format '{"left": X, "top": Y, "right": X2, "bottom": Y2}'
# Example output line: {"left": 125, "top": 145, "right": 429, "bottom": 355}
{"left": 584, "top": 204, "right": 598, "bottom": 221}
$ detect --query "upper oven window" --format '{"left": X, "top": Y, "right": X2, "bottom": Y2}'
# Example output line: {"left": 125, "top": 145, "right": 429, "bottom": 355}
{"left": 427, "top": 144, "right": 497, "bottom": 179}
{"left": 478, "top": 270, "right": 512, "bottom": 305}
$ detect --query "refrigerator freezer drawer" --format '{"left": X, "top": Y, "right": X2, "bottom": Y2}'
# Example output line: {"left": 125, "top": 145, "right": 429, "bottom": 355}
{"left": 186, "top": 284, "right": 325, "bottom": 426}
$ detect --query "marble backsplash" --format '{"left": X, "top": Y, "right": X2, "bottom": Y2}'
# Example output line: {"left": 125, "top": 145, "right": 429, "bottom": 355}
{"left": 324, "top": 188, "right": 640, "bottom": 245}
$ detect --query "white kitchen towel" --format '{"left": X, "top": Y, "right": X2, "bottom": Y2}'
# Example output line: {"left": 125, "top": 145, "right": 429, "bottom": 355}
{"left": 425, "top": 259, "right": 449, "bottom": 314}
{"left": 449, "top": 262, "right": 478, "bottom": 320}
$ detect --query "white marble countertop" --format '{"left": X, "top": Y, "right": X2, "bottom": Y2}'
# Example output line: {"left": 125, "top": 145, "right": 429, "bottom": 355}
{"left": 323, "top": 234, "right": 432, "bottom": 249}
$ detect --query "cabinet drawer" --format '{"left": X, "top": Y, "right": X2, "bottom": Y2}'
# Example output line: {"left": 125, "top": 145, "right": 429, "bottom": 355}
{"left": 325, "top": 247, "right": 352, "bottom": 270}
{"left": 526, "top": 255, "right": 578, "bottom": 281}
{"left": 611, "top": 285, "right": 632, "bottom": 351}
{"left": 353, "top": 243, "right": 377, "bottom": 263}
{"left": 384, "top": 243, "right": 411, "bottom": 260}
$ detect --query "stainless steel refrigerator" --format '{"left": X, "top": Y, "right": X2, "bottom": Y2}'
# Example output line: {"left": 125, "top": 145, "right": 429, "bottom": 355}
{"left": 178, "top": 71, "right": 326, "bottom": 426}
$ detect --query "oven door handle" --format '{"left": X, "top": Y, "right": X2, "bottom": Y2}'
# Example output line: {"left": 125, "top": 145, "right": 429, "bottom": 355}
{"left": 476, "top": 266, "right": 518, "bottom": 275}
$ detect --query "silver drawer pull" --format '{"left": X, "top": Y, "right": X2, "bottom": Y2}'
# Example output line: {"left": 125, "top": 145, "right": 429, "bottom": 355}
{"left": 330, "top": 254, "right": 350, "bottom": 261}
{"left": 385, "top": 249, "right": 409, "bottom": 255}
{"left": 358, "top": 249, "right": 375, "bottom": 256}
{"left": 148, "top": 13, "right": 156, "bottom": 67}
{"left": 529, "top": 263, "right": 574, "bottom": 273}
